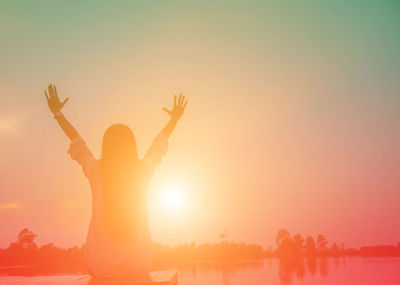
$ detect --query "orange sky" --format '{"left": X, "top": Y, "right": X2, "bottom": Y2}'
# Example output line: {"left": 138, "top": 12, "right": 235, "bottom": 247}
{"left": 0, "top": 1, "right": 399, "bottom": 249}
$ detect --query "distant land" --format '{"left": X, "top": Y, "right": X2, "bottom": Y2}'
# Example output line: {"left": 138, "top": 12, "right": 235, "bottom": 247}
{"left": 1, "top": 228, "right": 399, "bottom": 275}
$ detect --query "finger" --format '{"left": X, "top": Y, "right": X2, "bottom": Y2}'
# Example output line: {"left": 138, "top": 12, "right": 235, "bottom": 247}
{"left": 50, "top": 84, "right": 56, "bottom": 99}
{"left": 178, "top": 93, "right": 183, "bottom": 105}
{"left": 162, "top": 107, "right": 171, "bottom": 115}
{"left": 53, "top": 85, "right": 61, "bottom": 102}
{"left": 54, "top": 85, "right": 59, "bottom": 99}
{"left": 61, "top": 97, "right": 69, "bottom": 108}
{"left": 183, "top": 100, "right": 188, "bottom": 109}
{"left": 174, "top": 94, "right": 177, "bottom": 106}
{"left": 44, "top": 91, "right": 50, "bottom": 101}
{"left": 181, "top": 95, "right": 186, "bottom": 107}
{"left": 48, "top": 84, "right": 53, "bottom": 97}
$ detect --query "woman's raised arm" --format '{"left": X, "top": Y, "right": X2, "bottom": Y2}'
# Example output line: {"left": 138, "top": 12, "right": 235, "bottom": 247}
{"left": 44, "top": 83, "right": 79, "bottom": 141}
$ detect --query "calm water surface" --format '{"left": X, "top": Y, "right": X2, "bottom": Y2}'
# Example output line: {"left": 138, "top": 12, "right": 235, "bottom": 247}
{"left": 1, "top": 258, "right": 400, "bottom": 284}
{"left": 160, "top": 258, "right": 400, "bottom": 285}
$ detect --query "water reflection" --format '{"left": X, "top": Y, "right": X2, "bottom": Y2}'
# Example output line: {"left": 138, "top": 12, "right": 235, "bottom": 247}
{"left": 0, "top": 264, "right": 87, "bottom": 276}
{"left": 157, "top": 257, "right": 351, "bottom": 284}
{"left": 157, "top": 260, "right": 264, "bottom": 285}
{"left": 2, "top": 258, "right": 400, "bottom": 285}
{"left": 278, "top": 258, "right": 305, "bottom": 284}
{"left": 277, "top": 257, "right": 339, "bottom": 284}
{"left": 280, "top": 257, "right": 352, "bottom": 284}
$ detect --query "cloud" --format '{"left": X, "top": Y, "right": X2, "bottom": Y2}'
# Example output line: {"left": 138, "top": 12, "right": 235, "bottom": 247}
{"left": 0, "top": 117, "right": 21, "bottom": 132}
{"left": 0, "top": 203, "right": 22, "bottom": 210}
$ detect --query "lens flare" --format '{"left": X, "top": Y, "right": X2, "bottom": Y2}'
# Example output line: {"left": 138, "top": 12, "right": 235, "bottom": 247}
{"left": 163, "top": 185, "right": 184, "bottom": 210}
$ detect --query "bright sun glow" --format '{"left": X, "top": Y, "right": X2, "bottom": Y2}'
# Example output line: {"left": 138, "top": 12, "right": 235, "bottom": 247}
{"left": 162, "top": 185, "right": 185, "bottom": 210}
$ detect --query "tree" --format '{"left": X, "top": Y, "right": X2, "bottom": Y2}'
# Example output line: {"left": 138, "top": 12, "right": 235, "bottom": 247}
{"left": 276, "top": 229, "right": 291, "bottom": 247}
{"left": 331, "top": 243, "right": 340, "bottom": 256}
{"left": 293, "top": 234, "right": 304, "bottom": 249}
{"left": 9, "top": 228, "right": 38, "bottom": 251}
{"left": 316, "top": 234, "right": 328, "bottom": 250}
{"left": 6, "top": 228, "right": 38, "bottom": 265}
{"left": 305, "top": 236, "right": 316, "bottom": 256}
{"left": 275, "top": 229, "right": 299, "bottom": 258}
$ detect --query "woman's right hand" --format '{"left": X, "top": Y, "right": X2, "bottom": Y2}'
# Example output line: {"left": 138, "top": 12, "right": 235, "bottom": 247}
{"left": 45, "top": 84, "right": 69, "bottom": 115}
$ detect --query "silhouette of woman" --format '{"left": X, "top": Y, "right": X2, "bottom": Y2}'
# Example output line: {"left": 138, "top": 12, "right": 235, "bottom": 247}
{"left": 45, "top": 84, "right": 187, "bottom": 278}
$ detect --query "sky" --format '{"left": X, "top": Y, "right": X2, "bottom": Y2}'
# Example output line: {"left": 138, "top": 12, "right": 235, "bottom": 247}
{"left": 0, "top": 0, "right": 399, "bottom": 249}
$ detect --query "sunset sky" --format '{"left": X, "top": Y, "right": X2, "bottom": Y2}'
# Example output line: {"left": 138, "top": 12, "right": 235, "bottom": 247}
{"left": 0, "top": 0, "right": 399, "bottom": 250}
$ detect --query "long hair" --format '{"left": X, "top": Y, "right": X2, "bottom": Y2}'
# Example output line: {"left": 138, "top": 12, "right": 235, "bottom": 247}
{"left": 100, "top": 124, "right": 144, "bottom": 243}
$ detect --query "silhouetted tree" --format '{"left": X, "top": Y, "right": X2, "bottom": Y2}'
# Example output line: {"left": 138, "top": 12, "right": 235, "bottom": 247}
{"left": 293, "top": 234, "right": 304, "bottom": 251}
{"left": 9, "top": 228, "right": 38, "bottom": 251}
{"left": 305, "top": 236, "right": 316, "bottom": 256}
{"left": 275, "top": 230, "right": 299, "bottom": 258}
{"left": 331, "top": 243, "right": 340, "bottom": 256}
{"left": 5, "top": 228, "right": 38, "bottom": 265}
{"left": 276, "top": 229, "right": 290, "bottom": 246}
{"left": 316, "top": 234, "right": 328, "bottom": 250}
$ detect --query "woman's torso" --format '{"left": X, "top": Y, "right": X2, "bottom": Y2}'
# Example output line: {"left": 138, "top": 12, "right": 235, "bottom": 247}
{"left": 84, "top": 160, "right": 154, "bottom": 277}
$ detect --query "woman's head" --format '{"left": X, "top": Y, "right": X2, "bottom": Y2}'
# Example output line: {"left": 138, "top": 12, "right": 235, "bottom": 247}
{"left": 100, "top": 124, "right": 143, "bottom": 242}
{"left": 101, "top": 124, "right": 138, "bottom": 165}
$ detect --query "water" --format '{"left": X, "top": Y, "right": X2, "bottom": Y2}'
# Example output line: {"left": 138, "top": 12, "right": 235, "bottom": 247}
{"left": 1, "top": 258, "right": 400, "bottom": 284}
{"left": 160, "top": 258, "right": 400, "bottom": 285}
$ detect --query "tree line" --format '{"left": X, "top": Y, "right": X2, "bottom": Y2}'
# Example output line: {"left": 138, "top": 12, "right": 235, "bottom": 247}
{"left": 0, "top": 228, "right": 399, "bottom": 275}
{"left": 270, "top": 229, "right": 400, "bottom": 258}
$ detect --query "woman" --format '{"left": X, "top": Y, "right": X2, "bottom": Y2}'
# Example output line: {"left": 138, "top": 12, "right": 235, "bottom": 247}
{"left": 44, "top": 84, "right": 187, "bottom": 278}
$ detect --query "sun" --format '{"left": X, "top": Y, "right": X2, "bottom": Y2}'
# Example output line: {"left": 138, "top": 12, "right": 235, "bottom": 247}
{"left": 162, "top": 184, "right": 185, "bottom": 210}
